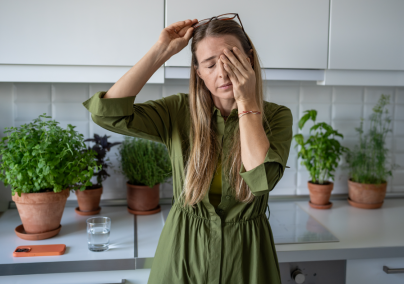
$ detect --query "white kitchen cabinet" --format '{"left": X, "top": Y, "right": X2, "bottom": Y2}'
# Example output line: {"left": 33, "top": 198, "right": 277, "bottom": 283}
{"left": 346, "top": 257, "right": 404, "bottom": 284}
{"left": 165, "top": 0, "right": 329, "bottom": 69}
{"left": 0, "top": 0, "right": 164, "bottom": 83}
{"left": 328, "top": 0, "right": 404, "bottom": 71}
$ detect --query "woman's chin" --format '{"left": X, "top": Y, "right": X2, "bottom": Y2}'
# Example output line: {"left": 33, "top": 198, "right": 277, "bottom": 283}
{"left": 212, "top": 91, "right": 234, "bottom": 99}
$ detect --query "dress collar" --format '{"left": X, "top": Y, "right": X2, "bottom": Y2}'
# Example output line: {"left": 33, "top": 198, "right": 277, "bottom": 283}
{"left": 211, "top": 104, "right": 238, "bottom": 119}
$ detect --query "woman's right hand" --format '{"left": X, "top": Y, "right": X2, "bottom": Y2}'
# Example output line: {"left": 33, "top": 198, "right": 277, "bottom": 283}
{"left": 157, "top": 19, "right": 199, "bottom": 56}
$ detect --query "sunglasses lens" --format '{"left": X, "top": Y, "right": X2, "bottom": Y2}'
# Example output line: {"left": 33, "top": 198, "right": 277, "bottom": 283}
{"left": 217, "top": 15, "right": 235, "bottom": 20}
{"left": 193, "top": 19, "right": 210, "bottom": 28}
{"left": 192, "top": 14, "right": 237, "bottom": 28}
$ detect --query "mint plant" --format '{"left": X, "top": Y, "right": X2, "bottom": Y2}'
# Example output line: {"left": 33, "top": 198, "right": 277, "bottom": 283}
{"left": 294, "top": 110, "right": 349, "bottom": 184}
{"left": 0, "top": 113, "right": 101, "bottom": 196}
{"left": 345, "top": 94, "right": 399, "bottom": 184}
{"left": 116, "top": 136, "right": 172, "bottom": 188}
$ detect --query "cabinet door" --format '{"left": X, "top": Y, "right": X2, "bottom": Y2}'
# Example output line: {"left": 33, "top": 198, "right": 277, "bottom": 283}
{"left": 0, "top": 0, "right": 163, "bottom": 66}
{"left": 0, "top": 269, "right": 151, "bottom": 284}
{"left": 166, "top": 0, "right": 329, "bottom": 69}
{"left": 328, "top": 0, "right": 404, "bottom": 71}
{"left": 346, "top": 257, "right": 404, "bottom": 284}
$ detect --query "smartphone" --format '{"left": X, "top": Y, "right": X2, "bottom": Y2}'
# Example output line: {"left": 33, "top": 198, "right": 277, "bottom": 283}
{"left": 13, "top": 244, "right": 66, "bottom": 257}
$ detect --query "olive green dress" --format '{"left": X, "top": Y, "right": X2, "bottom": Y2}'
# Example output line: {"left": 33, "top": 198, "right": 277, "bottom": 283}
{"left": 82, "top": 91, "right": 293, "bottom": 284}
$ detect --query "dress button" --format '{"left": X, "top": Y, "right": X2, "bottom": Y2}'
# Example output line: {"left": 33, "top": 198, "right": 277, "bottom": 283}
{"left": 226, "top": 195, "right": 231, "bottom": 200}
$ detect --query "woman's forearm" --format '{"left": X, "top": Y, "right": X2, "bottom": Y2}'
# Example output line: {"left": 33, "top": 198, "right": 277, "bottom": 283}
{"left": 238, "top": 100, "right": 270, "bottom": 171}
{"left": 104, "top": 42, "right": 173, "bottom": 99}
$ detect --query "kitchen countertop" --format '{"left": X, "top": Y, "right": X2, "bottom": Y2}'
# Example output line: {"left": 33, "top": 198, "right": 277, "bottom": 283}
{"left": 1, "top": 198, "right": 404, "bottom": 276}
{"left": 0, "top": 206, "right": 136, "bottom": 276}
{"left": 274, "top": 199, "right": 404, "bottom": 262}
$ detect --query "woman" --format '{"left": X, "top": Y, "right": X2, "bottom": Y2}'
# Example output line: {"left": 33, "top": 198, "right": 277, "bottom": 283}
{"left": 83, "top": 16, "right": 292, "bottom": 284}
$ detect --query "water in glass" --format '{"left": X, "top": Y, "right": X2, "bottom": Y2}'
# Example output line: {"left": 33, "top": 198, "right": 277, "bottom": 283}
{"left": 87, "top": 217, "right": 111, "bottom": 252}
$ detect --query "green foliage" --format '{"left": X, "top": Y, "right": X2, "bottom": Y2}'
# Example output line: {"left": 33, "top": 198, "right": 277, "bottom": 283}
{"left": 294, "top": 110, "right": 349, "bottom": 184}
{"left": 0, "top": 114, "right": 101, "bottom": 196}
{"left": 345, "top": 94, "right": 398, "bottom": 184}
{"left": 116, "top": 137, "right": 172, "bottom": 188}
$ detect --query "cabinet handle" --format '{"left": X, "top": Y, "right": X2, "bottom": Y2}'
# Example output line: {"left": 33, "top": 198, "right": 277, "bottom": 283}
{"left": 383, "top": 266, "right": 404, "bottom": 274}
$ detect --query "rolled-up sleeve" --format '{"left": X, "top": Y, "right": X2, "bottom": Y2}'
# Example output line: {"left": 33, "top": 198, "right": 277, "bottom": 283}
{"left": 82, "top": 91, "right": 184, "bottom": 145}
{"left": 239, "top": 105, "right": 293, "bottom": 196}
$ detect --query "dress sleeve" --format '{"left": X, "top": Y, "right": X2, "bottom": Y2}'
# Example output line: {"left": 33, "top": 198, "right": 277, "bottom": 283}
{"left": 239, "top": 105, "right": 293, "bottom": 196}
{"left": 82, "top": 91, "right": 184, "bottom": 145}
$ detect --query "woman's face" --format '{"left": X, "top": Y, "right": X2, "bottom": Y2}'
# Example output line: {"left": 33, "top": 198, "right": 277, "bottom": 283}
{"left": 195, "top": 35, "right": 252, "bottom": 100}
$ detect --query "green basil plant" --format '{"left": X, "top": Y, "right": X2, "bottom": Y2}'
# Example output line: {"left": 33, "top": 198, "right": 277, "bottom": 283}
{"left": 0, "top": 113, "right": 101, "bottom": 196}
{"left": 293, "top": 110, "right": 349, "bottom": 184}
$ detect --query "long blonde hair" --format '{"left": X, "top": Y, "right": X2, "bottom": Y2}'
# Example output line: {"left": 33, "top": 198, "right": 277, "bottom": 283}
{"left": 179, "top": 18, "right": 269, "bottom": 208}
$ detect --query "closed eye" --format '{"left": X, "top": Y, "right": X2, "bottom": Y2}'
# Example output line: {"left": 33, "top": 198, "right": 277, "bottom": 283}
{"left": 208, "top": 64, "right": 215, "bottom": 68}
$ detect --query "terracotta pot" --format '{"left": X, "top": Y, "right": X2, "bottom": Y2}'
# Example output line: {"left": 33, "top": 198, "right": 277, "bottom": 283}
{"left": 307, "top": 180, "right": 334, "bottom": 205}
{"left": 348, "top": 178, "right": 387, "bottom": 208}
{"left": 12, "top": 189, "right": 70, "bottom": 234}
{"left": 75, "top": 187, "right": 103, "bottom": 212}
{"left": 127, "top": 182, "right": 160, "bottom": 212}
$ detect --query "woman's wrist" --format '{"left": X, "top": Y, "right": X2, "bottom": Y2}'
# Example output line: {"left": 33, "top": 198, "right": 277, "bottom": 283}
{"left": 154, "top": 41, "right": 175, "bottom": 61}
{"left": 236, "top": 99, "right": 260, "bottom": 114}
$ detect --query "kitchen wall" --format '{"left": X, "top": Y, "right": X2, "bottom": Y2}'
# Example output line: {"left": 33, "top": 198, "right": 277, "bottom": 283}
{"left": 0, "top": 81, "right": 403, "bottom": 211}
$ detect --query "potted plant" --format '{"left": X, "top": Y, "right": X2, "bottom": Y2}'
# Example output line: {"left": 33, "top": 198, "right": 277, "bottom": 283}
{"left": 345, "top": 94, "right": 399, "bottom": 209}
{"left": 117, "top": 136, "right": 172, "bottom": 215}
{"left": 294, "top": 110, "right": 349, "bottom": 209}
{"left": 73, "top": 134, "right": 121, "bottom": 215}
{"left": 0, "top": 113, "right": 99, "bottom": 240}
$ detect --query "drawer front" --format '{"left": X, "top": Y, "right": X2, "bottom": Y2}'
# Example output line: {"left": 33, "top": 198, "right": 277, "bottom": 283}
{"left": 347, "top": 257, "right": 404, "bottom": 284}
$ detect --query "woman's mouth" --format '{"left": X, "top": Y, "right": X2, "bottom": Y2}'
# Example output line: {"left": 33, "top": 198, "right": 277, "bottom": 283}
{"left": 219, "top": 84, "right": 232, "bottom": 89}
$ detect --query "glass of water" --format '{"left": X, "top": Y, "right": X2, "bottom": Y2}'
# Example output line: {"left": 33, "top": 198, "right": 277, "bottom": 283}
{"left": 86, "top": 217, "right": 111, "bottom": 252}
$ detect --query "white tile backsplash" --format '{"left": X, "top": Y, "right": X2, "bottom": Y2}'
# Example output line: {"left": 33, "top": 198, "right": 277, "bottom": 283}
{"left": 14, "top": 83, "right": 51, "bottom": 102}
{"left": 267, "top": 85, "right": 300, "bottom": 104}
{"left": 0, "top": 82, "right": 403, "bottom": 211}
{"left": 394, "top": 122, "right": 404, "bottom": 137}
{"left": 392, "top": 171, "right": 404, "bottom": 187}
{"left": 332, "top": 86, "right": 363, "bottom": 103}
{"left": 332, "top": 104, "right": 363, "bottom": 120}
{"left": 394, "top": 105, "right": 404, "bottom": 120}
{"left": 53, "top": 102, "right": 89, "bottom": 121}
{"left": 394, "top": 137, "right": 404, "bottom": 152}
{"left": 364, "top": 87, "right": 395, "bottom": 103}
{"left": 395, "top": 153, "right": 404, "bottom": 168}
{"left": 300, "top": 85, "right": 332, "bottom": 103}
{"left": 396, "top": 88, "right": 404, "bottom": 103}
{"left": 52, "top": 84, "right": 89, "bottom": 103}
{"left": 14, "top": 103, "right": 52, "bottom": 121}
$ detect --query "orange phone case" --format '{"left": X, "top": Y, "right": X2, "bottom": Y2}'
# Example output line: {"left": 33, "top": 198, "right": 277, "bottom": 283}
{"left": 13, "top": 244, "right": 66, "bottom": 257}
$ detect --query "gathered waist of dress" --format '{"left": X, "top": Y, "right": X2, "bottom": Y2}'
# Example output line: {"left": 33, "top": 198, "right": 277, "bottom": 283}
{"left": 172, "top": 202, "right": 268, "bottom": 223}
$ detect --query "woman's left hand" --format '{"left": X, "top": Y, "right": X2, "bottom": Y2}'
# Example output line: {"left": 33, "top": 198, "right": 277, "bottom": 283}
{"left": 219, "top": 46, "right": 256, "bottom": 104}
